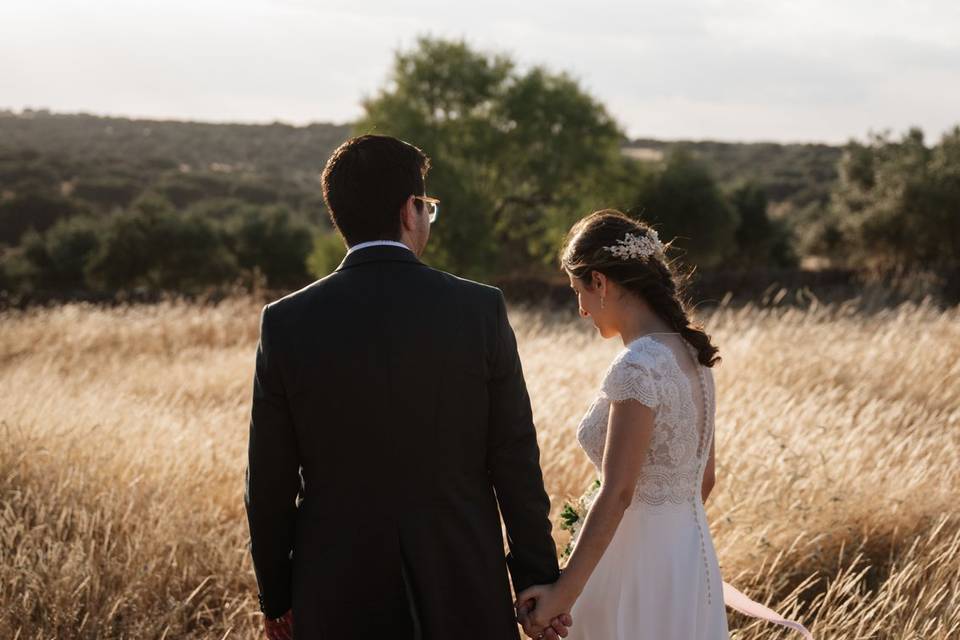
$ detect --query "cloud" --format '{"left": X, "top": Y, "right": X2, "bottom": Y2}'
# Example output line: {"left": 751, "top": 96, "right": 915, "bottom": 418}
{"left": 1, "top": 0, "right": 958, "bottom": 142}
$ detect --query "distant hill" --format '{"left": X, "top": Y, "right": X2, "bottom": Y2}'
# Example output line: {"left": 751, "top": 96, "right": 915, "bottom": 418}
{"left": 0, "top": 110, "right": 352, "bottom": 191}
{"left": 1, "top": 110, "right": 841, "bottom": 212}
{"left": 623, "top": 138, "right": 841, "bottom": 212}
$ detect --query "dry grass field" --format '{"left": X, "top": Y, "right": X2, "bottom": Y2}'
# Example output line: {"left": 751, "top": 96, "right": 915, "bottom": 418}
{"left": 1, "top": 295, "right": 958, "bottom": 639}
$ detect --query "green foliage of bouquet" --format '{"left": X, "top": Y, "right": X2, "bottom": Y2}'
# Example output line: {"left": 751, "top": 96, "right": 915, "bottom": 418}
{"left": 558, "top": 478, "right": 601, "bottom": 561}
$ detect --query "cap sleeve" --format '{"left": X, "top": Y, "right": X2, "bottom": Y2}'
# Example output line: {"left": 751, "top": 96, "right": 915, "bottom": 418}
{"left": 599, "top": 348, "right": 659, "bottom": 409}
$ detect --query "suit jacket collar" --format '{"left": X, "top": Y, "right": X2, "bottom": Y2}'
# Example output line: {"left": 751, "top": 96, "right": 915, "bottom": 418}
{"left": 334, "top": 244, "right": 423, "bottom": 272}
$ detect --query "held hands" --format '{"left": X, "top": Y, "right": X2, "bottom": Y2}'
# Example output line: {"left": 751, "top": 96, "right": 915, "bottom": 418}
{"left": 263, "top": 609, "right": 293, "bottom": 640}
{"left": 262, "top": 597, "right": 570, "bottom": 639}
{"left": 515, "top": 584, "right": 575, "bottom": 639}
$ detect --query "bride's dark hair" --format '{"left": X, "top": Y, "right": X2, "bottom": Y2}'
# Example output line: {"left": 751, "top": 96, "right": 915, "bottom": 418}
{"left": 560, "top": 209, "right": 720, "bottom": 367}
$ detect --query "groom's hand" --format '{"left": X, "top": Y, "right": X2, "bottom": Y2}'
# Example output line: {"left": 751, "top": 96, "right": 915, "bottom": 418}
{"left": 516, "top": 598, "right": 572, "bottom": 639}
{"left": 263, "top": 609, "right": 293, "bottom": 640}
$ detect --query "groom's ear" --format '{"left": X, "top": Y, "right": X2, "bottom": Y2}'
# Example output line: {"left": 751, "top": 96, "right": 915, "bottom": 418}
{"left": 398, "top": 195, "right": 417, "bottom": 232}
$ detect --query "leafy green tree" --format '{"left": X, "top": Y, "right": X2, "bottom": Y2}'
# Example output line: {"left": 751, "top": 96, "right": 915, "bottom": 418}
{"left": 356, "top": 37, "right": 625, "bottom": 278}
{"left": 307, "top": 231, "right": 347, "bottom": 278}
{"left": 72, "top": 176, "right": 142, "bottom": 210}
{"left": 794, "top": 201, "right": 842, "bottom": 261}
{"left": 231, "top": 180, "right": 281, "bottom": 205}
{"left": 20, "top": 216, "right": 101, "bottom": 290}
{"left": 830, "top": 126, "right": 960, "bottom": 271}
{"left": 86, "top": 201, "right": 238, "bottom": 292}
{"left": 728, "top": 182, "right": 797, "bottom": 268}
{"left": 0, "top": 153, "right": 61, "bottom": 192}
{"left": 629, "top": 150, "right": 739, "bottom": 268}
{"left": 156, "top": 172, "right": 233, "bottom": 208}
{"left": 0, "top": 191, "right": 81, "bottom": 245}
{"left": 911, "top": 128, "right": 960, "bottom": 269}
{"left": 186, "top": 197, "right": 249, "bottom": 221}
{"left": 223, "top": 205, "right": 313, "bottom": 287}
{"left": 0, "top": 247, "right": 34, "bottom": 294}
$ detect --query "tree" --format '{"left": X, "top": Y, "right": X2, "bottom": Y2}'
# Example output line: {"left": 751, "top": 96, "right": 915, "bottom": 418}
{"left": 356, "top": 37, "right": 626, "bottom": 278}
{"left": 231, "top": 180, "right": 281, "bottom": 206}
{"left": 72, "top": 176, "right": 142, "bottom": 210}
{"left": 307, "top": 231, "right": 347, "bottom": 278}
{"left": 156, "top": 172, "right": 233, "bottom": 208}
{"left": 0, "top": 152, "right": 62, "bottom": 192}
{"left": 830, "top": 126, "right": 960, "bottom": 271}
{"left": 20, "top": 216, "right": 101, "bottom": 290}
{"left": 629, "top": 150, "right": 740, "bottom": 268}
{"left": 223, "top": 205, "right": 313, "bottom": 287}
{"left": 728, "top": 182, "right": 797, "bottom": 268}
{"left": 86, "top": 200, "right": 238, "bottom": 292}
{"left": 0, "top": 191, "right": 81, "bottom": 245}
{"left": 0, "top": 247, "right": 34, "bottom": 294}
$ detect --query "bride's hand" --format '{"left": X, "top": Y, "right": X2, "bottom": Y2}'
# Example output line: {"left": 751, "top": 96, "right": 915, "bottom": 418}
{"left": 516, "top": 584, "right": 576, "bottom": 638}
{"left": 516, "top": 599, "right": 572, "bottom": 640}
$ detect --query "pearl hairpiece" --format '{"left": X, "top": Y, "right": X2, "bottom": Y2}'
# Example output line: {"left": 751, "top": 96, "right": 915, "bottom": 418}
{"left": 602, "top": 229, "right": 664, "bottom": 260}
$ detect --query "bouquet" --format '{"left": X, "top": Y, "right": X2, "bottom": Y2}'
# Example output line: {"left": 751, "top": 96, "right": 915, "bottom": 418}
{"left": 558, "top": 478, "right": 601, "bottom": 560}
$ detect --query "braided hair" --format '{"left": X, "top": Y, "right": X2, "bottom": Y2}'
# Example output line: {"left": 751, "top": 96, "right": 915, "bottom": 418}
{"left": 560, "top": 209, "right": 720, "bottom": 367}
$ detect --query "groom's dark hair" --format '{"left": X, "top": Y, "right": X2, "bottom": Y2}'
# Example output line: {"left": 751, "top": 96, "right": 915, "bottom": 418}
{"left": 321, "top": 134, "right": 431, "bottom": 246}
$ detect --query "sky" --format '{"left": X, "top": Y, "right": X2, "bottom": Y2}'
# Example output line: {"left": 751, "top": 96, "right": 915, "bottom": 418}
{"left": 2, "top": 0, "right": 959, "bottom": 144}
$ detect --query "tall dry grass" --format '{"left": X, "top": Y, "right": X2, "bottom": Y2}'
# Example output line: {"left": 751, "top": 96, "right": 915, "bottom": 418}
{"left": 1, "top": 296, "right": 958, "bottom": 639}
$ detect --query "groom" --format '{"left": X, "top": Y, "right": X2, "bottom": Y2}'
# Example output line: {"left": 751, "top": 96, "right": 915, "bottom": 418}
{"left": 244, "top": 134, "right": 571, "bottom": 638}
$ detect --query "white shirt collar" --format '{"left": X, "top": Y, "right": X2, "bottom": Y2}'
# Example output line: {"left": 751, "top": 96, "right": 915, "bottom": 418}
{"left": 345, "top": 240, "right": 414, "bottom": 255}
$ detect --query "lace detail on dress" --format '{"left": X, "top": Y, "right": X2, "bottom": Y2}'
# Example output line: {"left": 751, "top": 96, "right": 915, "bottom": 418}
{"left": 576, "top": 337, "right": 714, "bottom": 507}
{"left": 599, "top": 348, "right": 660, "bottom": 408}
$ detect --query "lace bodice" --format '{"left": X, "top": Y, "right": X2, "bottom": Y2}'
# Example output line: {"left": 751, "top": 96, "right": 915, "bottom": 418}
{"left": 576, "top": 334, "right": 716, "bottom": 507}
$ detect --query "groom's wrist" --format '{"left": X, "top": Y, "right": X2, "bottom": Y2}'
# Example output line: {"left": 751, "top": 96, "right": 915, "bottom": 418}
{"left": 258, "top": 592, "right": 291, "bottom": 620}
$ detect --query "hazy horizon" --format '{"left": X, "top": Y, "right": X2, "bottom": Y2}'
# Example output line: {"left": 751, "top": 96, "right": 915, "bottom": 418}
{"left": 3, "top": 0, "right": 959, "bottom": 145}
{"left": 0, "top": 106, "right": 871, "bottom": 147}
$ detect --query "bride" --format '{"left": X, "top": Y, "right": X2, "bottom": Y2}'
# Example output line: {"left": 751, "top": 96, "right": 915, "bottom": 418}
{"left": 516, "top": 209, "right": 729, "bottom": 639}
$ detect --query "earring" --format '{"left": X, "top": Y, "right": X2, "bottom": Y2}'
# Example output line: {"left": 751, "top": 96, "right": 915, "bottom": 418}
{"left": 600, "top": 295, "right": 605, "bottom": 309}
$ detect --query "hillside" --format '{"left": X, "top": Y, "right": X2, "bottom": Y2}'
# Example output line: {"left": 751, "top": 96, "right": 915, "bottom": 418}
{"left": 1, "top": 110, "right": 840, "bottom": 210}
{"left": 624, "top": 138, "right": 841, "bottom": 210}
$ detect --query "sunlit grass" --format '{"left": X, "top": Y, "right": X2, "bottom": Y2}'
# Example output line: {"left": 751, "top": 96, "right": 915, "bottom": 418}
{"left": 1, "top": 296, "right": 958, "bottom": 638}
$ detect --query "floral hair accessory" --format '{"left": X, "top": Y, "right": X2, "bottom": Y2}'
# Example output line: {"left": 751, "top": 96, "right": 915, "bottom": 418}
{"left": 602, "top": 229, "right": 664, "bottom": 260}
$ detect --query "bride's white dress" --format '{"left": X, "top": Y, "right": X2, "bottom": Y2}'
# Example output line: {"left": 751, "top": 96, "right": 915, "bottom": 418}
{"left": 567, "top": 333, "right": 730, "bottom": 640}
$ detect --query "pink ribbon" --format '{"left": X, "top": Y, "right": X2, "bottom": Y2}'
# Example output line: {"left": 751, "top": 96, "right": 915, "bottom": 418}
{"left": 723, "top": 580, "right": 814, "bottom": 639}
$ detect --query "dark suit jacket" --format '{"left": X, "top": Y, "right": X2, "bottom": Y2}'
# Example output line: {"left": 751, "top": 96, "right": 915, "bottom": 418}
{"left": 244, "top": 244, "right": 559, "bottom": 638}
